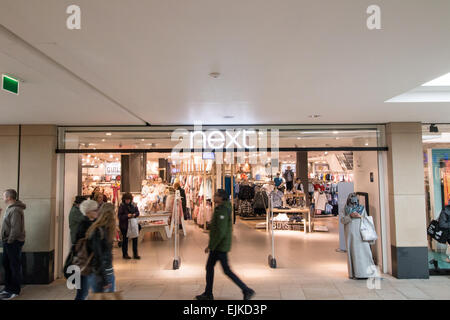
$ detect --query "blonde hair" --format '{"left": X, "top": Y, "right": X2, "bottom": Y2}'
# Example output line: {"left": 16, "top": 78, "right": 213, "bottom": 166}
{"left": 80, "top": 200, "right": 98, "bottom": 216}
{"left": 86, "top": 203, "right": 116, "bottom": 242}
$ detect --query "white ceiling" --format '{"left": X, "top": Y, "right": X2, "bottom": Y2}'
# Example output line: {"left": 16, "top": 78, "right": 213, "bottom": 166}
{"left": 1, "top": 0, "right": 450, "bottom": 125}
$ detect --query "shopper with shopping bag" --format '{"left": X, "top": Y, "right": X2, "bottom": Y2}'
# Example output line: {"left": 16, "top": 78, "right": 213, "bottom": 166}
{"left": 118, "top": 193, "right": 140, "bottom": 259}
{"left": 341, "top": 193, "right": 377, "bottom": 279}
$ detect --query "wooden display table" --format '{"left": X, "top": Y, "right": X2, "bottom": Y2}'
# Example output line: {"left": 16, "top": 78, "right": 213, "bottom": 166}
{"left": 138, "top": 212, "right": 171, "bottom": 241}
{"left": 272, "top": 207, "right": 312, "bottom": 233}
{"left": 138, "top": 223, "right": 169, "bottom": 242}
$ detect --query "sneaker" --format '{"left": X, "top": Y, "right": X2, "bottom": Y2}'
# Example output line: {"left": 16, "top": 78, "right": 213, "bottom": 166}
{"left": 195, "top": 293, "right": 214, "bottom": 300}
{"left": 133, "top": 255, "right": 141, "bottom": 260}
{"left": 123, "top": 255, "right": 131, "bottom": 260}
{"left": 0, "top": 290, "right": 8, "bottom": 296}
{"left": 0, "top": 292, "right": 18, "bottom": 300}
{"left": 243, "top": 288, "right": 255, "bottom": 300}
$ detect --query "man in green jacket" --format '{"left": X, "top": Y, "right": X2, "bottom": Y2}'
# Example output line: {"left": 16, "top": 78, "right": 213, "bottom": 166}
{"left": 196, "top": 189, "right": 255, "bottom": 300}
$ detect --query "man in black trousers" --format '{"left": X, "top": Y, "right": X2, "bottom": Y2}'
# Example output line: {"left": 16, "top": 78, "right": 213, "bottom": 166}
{"left": 196, "top": 189, "right": 255, "bottom": 300}
{"left": 0, "top": 189, "right": 26, "bottom": 300}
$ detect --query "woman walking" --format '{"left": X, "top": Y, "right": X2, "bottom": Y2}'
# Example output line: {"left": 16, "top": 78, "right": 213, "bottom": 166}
{"left": 86, "top": 203, "right": 117, "bottom": 294}
{"left": 118, "top": 193, "right": 140, "bottom": 259}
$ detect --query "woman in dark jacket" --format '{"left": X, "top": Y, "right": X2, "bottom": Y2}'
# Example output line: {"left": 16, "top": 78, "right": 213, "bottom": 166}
{"left": 73, "top": 199, "right": 99, "bottom": 300}
{"left": 86, "top": 203, "right": 116, "bottom": 294}
{"left": 118, "top": 193, "right": 140, "bottom": 259}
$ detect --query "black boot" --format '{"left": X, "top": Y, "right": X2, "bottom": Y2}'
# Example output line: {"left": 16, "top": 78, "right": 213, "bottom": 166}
{"left": 195, "top": 293, "right": 214, "bottom": 300}
{"left": 243, "top": 288, "right": 255, "bottom": 300}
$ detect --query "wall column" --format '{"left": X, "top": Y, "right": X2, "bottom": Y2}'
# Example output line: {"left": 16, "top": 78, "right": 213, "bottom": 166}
{"left": 386, "top": 122, "right": 428, "bottom": 279}
{"left": 0, "top": 125, "right": 57, "bottom": 284}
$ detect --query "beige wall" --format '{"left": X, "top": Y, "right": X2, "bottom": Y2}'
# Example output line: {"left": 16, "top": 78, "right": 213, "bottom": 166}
{"left": 0, "top": 126, "right": 19, "bottom": 218}
{"left": 386, "top": 122, "right": 427, "bottom": 247}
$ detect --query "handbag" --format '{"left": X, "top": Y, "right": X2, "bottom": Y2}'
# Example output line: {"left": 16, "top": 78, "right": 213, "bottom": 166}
{"left": 127, "top": 218, "right": 139, "bottom": 239}
{"left": 71, "top": 237, "right": 94, "bottom": 276}
{"left": 360, "top": 215, "right": 378, "bottom": 242}
{"left": 427, "top": 219, "right": 449, "bottom": 244}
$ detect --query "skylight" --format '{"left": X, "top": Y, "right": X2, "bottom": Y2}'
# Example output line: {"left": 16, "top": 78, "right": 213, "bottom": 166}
{"left": 422, "top": 73, "right": 450, "bottom": 86}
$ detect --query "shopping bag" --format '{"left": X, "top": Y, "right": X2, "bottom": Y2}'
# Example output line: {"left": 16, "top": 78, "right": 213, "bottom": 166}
{"left": 127, "top": 218, "right": 139, "bottom": 239}
{"left": 360, "top": 215, "right": 378, "bottom": 242}
{"left": 89, "top": 291, "right": 123, "bottom": 300}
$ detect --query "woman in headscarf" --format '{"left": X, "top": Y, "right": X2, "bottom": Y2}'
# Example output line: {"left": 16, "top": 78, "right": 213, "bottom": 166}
{"left": 341, "top": 193, "right": 376, "bottom": 279}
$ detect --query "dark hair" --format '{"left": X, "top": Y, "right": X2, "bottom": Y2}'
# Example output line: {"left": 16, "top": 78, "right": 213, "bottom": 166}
{"left": 122, "top": 192, "right": 133, "bottom": 202}
{"left": 4, "top": 189, "right": 17, "bottom": 200}
{"left": 74, "top": 195, "right": 87, "bottom": 205}
{"left": 215, "top": 189, "right": 229, "bottom": 201}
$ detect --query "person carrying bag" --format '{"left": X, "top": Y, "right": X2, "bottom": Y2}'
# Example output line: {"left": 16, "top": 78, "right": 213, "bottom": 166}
{"left": 118, "top": 193, "right": 141, "bottom": 259}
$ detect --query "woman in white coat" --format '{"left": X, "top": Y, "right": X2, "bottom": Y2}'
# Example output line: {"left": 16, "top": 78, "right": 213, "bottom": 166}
{"left": 341, "top": 193, "right": 376, "bottom": 279}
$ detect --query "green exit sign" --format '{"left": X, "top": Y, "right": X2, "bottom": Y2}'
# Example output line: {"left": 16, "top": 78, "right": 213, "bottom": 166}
{"left": 2, "top": 74, "right": 19, "bottom": 95}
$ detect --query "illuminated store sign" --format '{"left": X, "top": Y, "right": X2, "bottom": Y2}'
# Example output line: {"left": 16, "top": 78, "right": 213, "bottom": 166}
{"left": 189, "top": 129, "right": 258, "bottom": 150}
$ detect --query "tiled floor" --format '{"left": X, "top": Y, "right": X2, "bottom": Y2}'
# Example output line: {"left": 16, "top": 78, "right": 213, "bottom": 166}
{"left": 13, "top": 217, "right": 450, "bottom": 300}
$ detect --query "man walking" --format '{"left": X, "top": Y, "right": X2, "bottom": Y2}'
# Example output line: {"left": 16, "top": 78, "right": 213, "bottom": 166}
{"left": 0, "top": 189, "right": 26, "bottom": 300}
{"left": 196, "top": 189, "right": 255, "bottom": 300}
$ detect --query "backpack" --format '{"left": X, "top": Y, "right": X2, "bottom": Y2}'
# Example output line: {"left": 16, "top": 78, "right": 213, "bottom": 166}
{"left": 427, "top": 219, "right": 449, "bottom": 244}
{"left": 63, "top": 237, "right": 94, "bottom": 278}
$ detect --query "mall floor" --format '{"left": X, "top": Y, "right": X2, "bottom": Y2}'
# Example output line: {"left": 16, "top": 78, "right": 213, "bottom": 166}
{"left": 14, "top": 217, "right": 450, "bottom": 300}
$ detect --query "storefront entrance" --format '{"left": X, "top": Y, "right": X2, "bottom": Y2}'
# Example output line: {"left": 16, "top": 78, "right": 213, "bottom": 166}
{"left": 55, "top": 125, "right": 388, "bottom": 286}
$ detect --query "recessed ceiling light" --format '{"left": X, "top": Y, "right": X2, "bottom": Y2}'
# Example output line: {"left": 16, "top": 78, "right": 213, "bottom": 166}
{"left": 308, "top": 115, "right": 321, "bottom": 118}
{"left": 336, "top": 137, "right": 340, "bottom": 140}
{"left": 324, "top": 152, "right": 328, "bottom": 155}
{"left": 106, "top": 132, "right": 112, "bottom": 136}
{"left": 141, "top": 139, "right": 145, "bottom": 141}
{"left": 365, "top": 142, "right": 369, "bottom": 146}
{"left": 297, "top": 137, "right": 301, "bottom": 140}
{"left": 101, "top": 139, "right": 106, "bottom": 142}
{"left": 209, "top": 72, "right": 221, "bottom": 79}
{"left": 333, "top": 131, "right": 339, "bottom": 134}
{"left": 422, "top": 73, "right": 450, "bottom": 86}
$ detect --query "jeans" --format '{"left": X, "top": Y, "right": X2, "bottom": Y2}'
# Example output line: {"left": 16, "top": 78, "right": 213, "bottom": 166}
{"left": 121, "top": 231, "right": 138, "bottom": 257}
{"left": 205, "top": 251, "right": 249, "bottom": 296}
{"left": 2, "top": 241, "right": 24, "bottom": 295}
{"left": 89, "top": 272, "right": 116, "bottom": 293}
{"left": 74, "top": 275, "right": 89, "bottom": 300}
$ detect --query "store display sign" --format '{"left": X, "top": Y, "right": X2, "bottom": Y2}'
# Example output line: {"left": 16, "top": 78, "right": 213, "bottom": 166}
{"left": 105, "top": 162, "right": 121, "bottom": 176}
{"left": 202, "top": 152, "right": 215, "bottom": 160}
